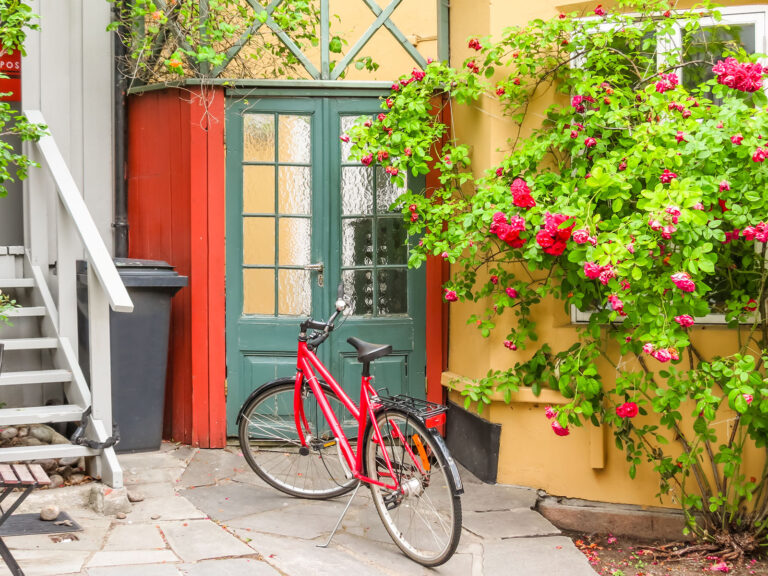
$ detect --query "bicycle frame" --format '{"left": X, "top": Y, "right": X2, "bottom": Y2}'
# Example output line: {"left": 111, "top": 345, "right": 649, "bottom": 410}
{"left": 293, "top": 340, "right": 426, "bottom": 492}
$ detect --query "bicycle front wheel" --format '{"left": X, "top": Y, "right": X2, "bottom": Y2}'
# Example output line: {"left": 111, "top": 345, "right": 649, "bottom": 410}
{"left": 365, "top": 409, "right": 462, "bottom": 566}
{"left": 238, "top": 380, "right": 358, "bottom": 499}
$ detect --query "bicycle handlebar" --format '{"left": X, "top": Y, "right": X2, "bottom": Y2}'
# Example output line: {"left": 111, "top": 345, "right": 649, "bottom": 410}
{"left": 300, "top": 283, "right": 347, "bottom": 349}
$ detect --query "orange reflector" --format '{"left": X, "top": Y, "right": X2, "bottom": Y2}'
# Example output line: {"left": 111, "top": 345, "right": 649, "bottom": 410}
{"left": 412, "top": 434, "right": 431, "bottom": 472}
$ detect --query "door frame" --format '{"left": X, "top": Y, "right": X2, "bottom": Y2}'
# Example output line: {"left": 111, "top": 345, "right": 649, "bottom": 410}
{"left": 223, "top": 87, "right": 448, "bottom": 437}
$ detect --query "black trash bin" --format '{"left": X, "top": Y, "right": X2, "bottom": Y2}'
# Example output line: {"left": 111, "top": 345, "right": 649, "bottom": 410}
{"left": 76, "top": 258, "right": 188, "bottom": 453}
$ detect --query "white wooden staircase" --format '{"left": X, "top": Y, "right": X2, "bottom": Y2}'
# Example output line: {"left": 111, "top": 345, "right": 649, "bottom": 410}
{"left": 0, "top": 110, "right": 135, "bottom": 488}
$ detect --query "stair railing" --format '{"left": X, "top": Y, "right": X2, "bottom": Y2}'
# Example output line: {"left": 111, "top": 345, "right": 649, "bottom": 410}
{"left": 22, "top": 110, "right": 133, "bottom": 488}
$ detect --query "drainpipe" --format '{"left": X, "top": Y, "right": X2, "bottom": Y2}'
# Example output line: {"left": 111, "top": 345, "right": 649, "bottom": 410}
{"left": 112, "top": 3, "right": 129, "bottom": 258}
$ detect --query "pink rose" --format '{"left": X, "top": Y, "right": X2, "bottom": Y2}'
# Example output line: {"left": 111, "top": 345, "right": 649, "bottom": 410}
{"left": 661, "top": 225, "right": 677, "bottom": 239}
{"left": 545, "top": 406, "right": 557, "bottom": 419}
{"left": 361, "top": 153, "right": 374, "bottom": 166}
{"left": 572, "top": 229, "right": 590, "bottom": 244}
{"left": 468, "top": 38, "right": 481, "bottom": 51}
{"left": 340, "top": 134, "right": 350, "bottom": 143}
{"left": 659, "top": 169, "right": 678, "bottom": 184}
{"left": 444, "top": 289, "right": 458, "bottom": 302}
{"left": 674, "top": 314, "right": 695, "bottom": 327}
{"left": 692, "top": 202, "right": 705, "bottom": 210}
{"left": 649, "top": 219, "right": 663, "bottom": 231}
{"left": 712, "top": 57, "right": 765, "bottom": 93}
{"left": 584, "top": 137, "right": 597, "bottom": 148}
{"left": 490, "top": 275, "right": 498, "bottom": 284}
{"left": 743, "top": 393, "right": 754, "bottom": 405}
{"left": 675, "top": 131, "right": 685, "bottom": 143}
{"left": 731, "top": 133, "right": 744, "bottom": 145}
{"left": 594, "top": 4, "right": 606, "bottom": 16}
{"left": 616, "top": 401, "right": 638, "bottom": 418}
{"left": 506, "top": 287, "right": 518, "bottom": 298}
{"left": 655, "top": 73, "right": 679, "bottom": 93}
{"left": 504, "top": 340, "right": 517, "bottom": 351}
{"left": 584, "top": 261, "right": 601, "bottom": 279}
{"left": 753, "top": 148, "right": 767, "bottom": 163}
{"left": 551, "top": 420, "right": 570, "bottom": 437}
{"left": 719, "top": 180, "right": 730, "bottom": 192}
{"left": 642, "top": 343, "right": 655, "bottom": 354}
{"left": 652, "top": 348, "right": 672, "bottom": 363}
{"left": 671, "top": 271, "right": 696, "bottom": 292}
{"left": 598, "top": 265, "right": 616, "bottom": 286}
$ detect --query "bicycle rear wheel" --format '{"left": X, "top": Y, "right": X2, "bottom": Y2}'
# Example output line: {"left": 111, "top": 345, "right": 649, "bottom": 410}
{"left": 364, "top": 409, "right": 462, "bottom": 566}
{"left": 238, "top": 380, "right": 358, "bottom": 499}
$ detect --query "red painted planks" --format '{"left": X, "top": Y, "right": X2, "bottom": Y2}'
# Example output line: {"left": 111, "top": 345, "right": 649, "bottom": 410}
{"left": 127, "top": 87, "right": 228, "bottom": 447}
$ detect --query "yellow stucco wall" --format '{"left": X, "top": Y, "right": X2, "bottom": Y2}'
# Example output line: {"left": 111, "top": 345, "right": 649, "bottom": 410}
{"left": 444, "top": 0, "right": 767, "bottom": 507}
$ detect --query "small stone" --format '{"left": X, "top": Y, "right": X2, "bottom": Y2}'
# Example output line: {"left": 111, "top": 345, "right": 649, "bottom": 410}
{"left": 20, "top": 437, "right": 43, "bottom": 446}
{"left": 17, "top": 426, "right": 28, "bottom": 437}
{"left": 48, "top": 475, "right": 64, "bottom": 489}
{"left": 127, "top": 491, "right": 144, "bottom": 503}
{"left": 150, "top": 514, "right": 161, "bottom": 520}
{"left": 89, "top": 485, "right": 131, "bottom": 515}
{"left": 1, "top": 427, "right": 18, "bottom": 440}
{"left": 40, "top": 505, "right": 60, "bottom": 521}
{"left": 116, "top": 512, "right": 127, "bottom": 520}
{"left": 58, "top": 456, "right": 79, "bottom": 467}
{"left": 69, "top": 473, "right": 85, "bottom": 485}
{"left": 29, "top": 425, "right": 52, "bottom": 443}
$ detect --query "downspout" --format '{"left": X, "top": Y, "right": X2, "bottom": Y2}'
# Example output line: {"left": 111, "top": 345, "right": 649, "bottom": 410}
{"left": 112, "top": 3, "right": 129, "bottom": 258}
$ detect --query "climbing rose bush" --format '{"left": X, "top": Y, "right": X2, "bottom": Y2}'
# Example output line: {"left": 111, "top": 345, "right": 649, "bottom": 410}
{"left": 348, "top": 0, "right": 768, "bottom": 557}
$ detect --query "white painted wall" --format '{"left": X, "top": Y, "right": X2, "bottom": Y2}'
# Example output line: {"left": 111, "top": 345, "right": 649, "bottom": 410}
{"left": 21, "top": 0, "right": 114, "bottom": 260}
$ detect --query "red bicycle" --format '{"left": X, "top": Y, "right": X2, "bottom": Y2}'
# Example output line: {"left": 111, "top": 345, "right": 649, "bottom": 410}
{"left": 237, "top": 286, "right": 463, "bottom": 566}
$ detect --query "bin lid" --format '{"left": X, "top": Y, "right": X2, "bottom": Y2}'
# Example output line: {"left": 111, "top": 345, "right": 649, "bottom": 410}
{"left": 77, "top": 259, "right": 189, "bottom": 288}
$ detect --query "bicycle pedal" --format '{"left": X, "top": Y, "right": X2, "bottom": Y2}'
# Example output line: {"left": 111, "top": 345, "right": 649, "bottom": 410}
{"left": 299, "top": 446, "right": 310, "bottom": 456}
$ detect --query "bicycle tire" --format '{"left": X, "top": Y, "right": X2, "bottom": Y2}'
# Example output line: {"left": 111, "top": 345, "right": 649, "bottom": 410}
{"left": 238, "top": 380, "right": 359, "bottom": 499}
{"left": 364, "top": 408, "right": 462, "bottom": 566}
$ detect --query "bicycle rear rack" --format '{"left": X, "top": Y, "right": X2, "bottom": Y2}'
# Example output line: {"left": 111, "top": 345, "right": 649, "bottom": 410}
{"left": 374, "top": 395, "right": 448, "bottom": 420}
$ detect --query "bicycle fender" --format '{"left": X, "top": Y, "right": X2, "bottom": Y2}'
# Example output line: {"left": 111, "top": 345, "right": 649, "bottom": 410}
{"left": 429, "top": 429, "right": 464, "bottom": 496}
{"left": 235, "top": 376, "right": 296, "bottom": 426}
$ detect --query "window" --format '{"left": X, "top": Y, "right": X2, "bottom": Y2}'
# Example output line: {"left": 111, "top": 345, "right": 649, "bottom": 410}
{"left": 570, "top": 6, "right": 767, "bottom": 325}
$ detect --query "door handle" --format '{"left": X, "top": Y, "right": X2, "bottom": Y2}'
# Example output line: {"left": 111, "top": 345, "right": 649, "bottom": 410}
{"left": 305, "top": 263, "right": 324, "bottom": 286}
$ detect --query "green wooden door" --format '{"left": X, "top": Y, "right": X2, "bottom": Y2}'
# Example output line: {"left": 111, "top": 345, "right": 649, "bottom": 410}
{"left": 226, "top": 97, "right": 425, "bottom": 435}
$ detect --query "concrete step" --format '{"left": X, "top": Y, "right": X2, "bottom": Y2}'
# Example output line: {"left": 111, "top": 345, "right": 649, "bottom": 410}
{"left": 0, "top": 369, "right": 72, "bottom": 386}
{"left": 0, "top": 404, "right": 84, "bottom": 425}
{"left": 4, "top": 306, "right": 46, "bottom": 317}
{"left": 0, "top": 443, "right": 96, "bottom": 462}
{"left": 0, "top": 337, "right": 58, "bottom": 350}
{"left": 0, "top": 278, "right": 34, "bottom": 288}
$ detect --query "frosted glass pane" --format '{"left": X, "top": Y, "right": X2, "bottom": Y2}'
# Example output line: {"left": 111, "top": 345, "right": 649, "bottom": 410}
{"left": 243, "top": 114, "right": 275, "bottom": 162}
{"left": 340, "top": 115, "right": 367, "bottom": 162}
{"left": 342, "top": 218, "right": 373, "bottom": 266}
{"left": 343, "top": 270, "right": 373, "bottom": 316}
{"left": 278, "top": 166, "right": 311, "bottom": 215}
{"left": 243, "top": 217, "right": 275, "bottom": 265}
{"left": 341, "top": 167, "right": 373, "bottom": 215}
{"left": 243, "top": 165, "right": 275, "bottom": 213}
{"left": 243, "top": 268, "right": 275, "bottom": 315}
{"left": 376, "top": 166, "right": 407, "bottom": 213}
{"left": 377, "top": 218, "right": 408, "bottom": 265}
{"left": 377, "top": 269, "right": 407, "bottom": 315}
{"left": 278, "top": 115, "right": 311, "bottom": 164}
{"left": 279, "top": 269, "right": 311, "bottom": 316}
{"left": 278, "top": 218, "right": 311, "bottom": 266}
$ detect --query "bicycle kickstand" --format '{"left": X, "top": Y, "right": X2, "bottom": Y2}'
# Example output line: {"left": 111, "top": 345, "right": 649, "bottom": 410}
{"left": 317, "top": 481, "right": 361, "bottom": 549}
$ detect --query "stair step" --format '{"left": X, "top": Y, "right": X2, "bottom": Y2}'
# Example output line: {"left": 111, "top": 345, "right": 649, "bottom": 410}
{"left": 0, "top": 278, "right": 34, "bottom": 288}
{"left": 4, "top": 307, "right": 46, "bottom": 317}
{"left": 0, "top": 404, "right": 84, "bottom": 426}
{"left": 0, "top": 338, "right": 58, "bottom": 350}
{"left": 0, "top": 444, "right": 97, "bottom": 462}
{"left": 0, "top": 370, "right": 72, "bottom": 386}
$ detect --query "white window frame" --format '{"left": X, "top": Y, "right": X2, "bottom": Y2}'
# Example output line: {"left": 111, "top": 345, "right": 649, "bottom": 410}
{"left": 570, "top": 6, "right": 767, "bottom": 325}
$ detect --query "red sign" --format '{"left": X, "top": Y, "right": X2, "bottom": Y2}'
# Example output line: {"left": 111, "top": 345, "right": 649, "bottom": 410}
{"left": 0, "top": 50, "right": 21, "bottom": 102}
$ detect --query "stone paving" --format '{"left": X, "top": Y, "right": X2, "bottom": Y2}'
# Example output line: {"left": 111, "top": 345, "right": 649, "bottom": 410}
{"left": 0, "top": 443, "right": 598, "bottom": 575}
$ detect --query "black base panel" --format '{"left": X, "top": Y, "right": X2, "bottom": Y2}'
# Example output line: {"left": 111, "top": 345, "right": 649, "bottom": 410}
{"left": 0, "top": 512, "right": 81, "bottom": 536}
{"left": 446, "top": 401, "right": 501, "bottom": 483}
